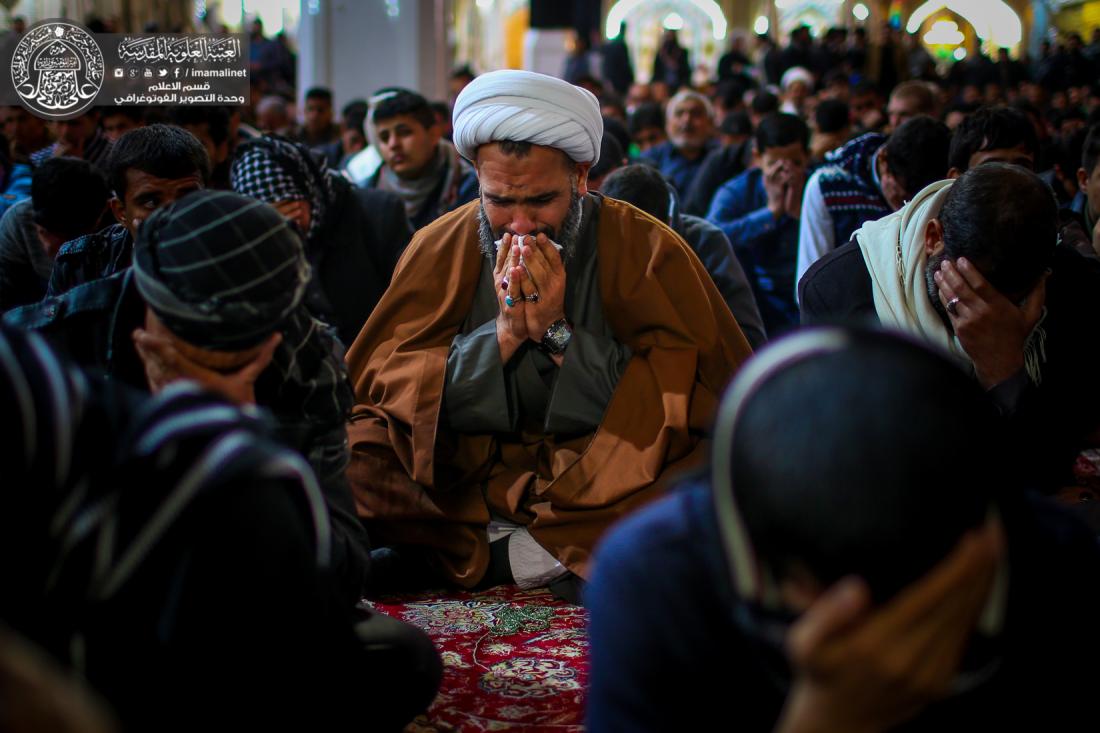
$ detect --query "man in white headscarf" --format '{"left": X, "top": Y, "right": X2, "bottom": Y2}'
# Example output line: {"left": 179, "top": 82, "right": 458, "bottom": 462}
{"left": 800, "top": 162, "right": 1100, "bottom": 491}
{"left": 345, "top": 69, "right": 752, "bottom": 601}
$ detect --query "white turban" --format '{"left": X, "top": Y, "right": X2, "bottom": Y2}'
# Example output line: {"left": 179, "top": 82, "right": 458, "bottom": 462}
{"left": 781, "top": 66, "right": 814, "bottom": 91}
{"left": 451, "top": 69, "right": 603, "bottom": 165}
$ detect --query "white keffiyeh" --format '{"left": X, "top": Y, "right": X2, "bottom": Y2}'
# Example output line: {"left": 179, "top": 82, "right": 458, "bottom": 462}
{"left": 856, "top": 178, "right": 1048, "bottom": 384}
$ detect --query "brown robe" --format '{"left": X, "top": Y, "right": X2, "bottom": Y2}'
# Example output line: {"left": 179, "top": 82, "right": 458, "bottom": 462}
{"left": 345, "top": 196, "right": 752, "bottom": 585}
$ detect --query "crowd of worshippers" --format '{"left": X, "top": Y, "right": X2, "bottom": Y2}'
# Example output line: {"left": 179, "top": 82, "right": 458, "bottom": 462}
{"left": 4, "top": 25, "right": 1100, "bottom": 731}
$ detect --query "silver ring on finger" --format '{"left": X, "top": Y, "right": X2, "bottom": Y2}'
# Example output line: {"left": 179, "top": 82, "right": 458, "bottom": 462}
{"left": 524, "top": 292, "right": 540, "bottom": 303}
{"left": 946, "top": 296, "right": 961, "bottom": 316}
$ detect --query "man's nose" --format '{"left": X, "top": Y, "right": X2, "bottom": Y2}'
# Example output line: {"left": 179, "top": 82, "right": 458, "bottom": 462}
{"left": 508, "top": 210, "right": 537, "bottom": 236}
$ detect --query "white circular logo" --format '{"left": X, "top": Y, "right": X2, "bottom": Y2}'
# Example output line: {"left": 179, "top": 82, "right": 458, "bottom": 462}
{"left": 11, "top": 21, "right": 104, "bottom": 118}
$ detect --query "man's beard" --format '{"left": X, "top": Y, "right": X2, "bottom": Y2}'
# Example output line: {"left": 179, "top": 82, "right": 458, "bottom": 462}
{"left": 924, "top": 250, "right": 950, "bottom": 322}
{"left": 478, "top": 181, "right": 584, "bottom": 262}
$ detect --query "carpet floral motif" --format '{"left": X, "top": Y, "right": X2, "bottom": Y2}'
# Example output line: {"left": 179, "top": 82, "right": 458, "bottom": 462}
{"left": 370, "top": 585, "right": 587, "bottom": 732}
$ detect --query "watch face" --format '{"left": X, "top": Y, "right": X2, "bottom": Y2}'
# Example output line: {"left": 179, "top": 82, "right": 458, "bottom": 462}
{"left": 543, "top": 319, "right": 572, "bottom": 354}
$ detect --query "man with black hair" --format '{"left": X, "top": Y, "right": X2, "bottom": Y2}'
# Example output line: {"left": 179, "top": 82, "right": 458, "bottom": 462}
{"left": 708, "top": 113, "right": 810, "bottom": 335}
{"left": 100, "top": 106, "right": 146, "bottom": 143}
{"left": 712, "top": 78, "right": 749, "bottom": 122}
{"left": 585, "top": 133, "right": 626, "bottom": 191}
{"left": 598, "top": 93, "right": 627, "bottom": 124}
{"left": 1040, "top": 125, "right": 1086, "bottom": 207}
{"left": 810, "top": 98, "right": 850, "bottom": 163}
{"left": 0, "top": 106, "right": 52, "bottom": 159}
{"left": 365, "top": 88, "right": 478, "bottom": 230}
{"left": 0, "top": 158, "right": 109, "bottom": 310}
{"left": 45, "top": 124, "right": 209, "bottom": 297}
{"left": 847, "top": 80, "right": 883, "bottom": 132}
{"left": 448, "top": 64, "right": 477, "bottom": 107}
{"left": 795, "top": 115, "right": 951, "bottom": 287}
{"left": 316, "top": 100, "right": 369, "bottom": 170}
{"left": 171, "top": 107, "right": 233, "bottom": 189}
{"left": 947, "top": 105, "right": 1037, "bottom": 177}
{"left": 601, "top": 115, "right": 631, "bottom": 160}
{"left": 1071, "top": 124, "right": 1100, "bottom": 256}
{"left": 296, "top": 86, "right": 340, "bottom": 148}
{"left": 627, "top": 102, "right": 667, "bottom": 153}
{"left": 801, "top": 164, "right": 1100, "bottom": 489}
{"left": 430, "top": 100, "right": 454, "bottom": 139}
{"left": 749, "top": 90, "right": 780, "bottom": 126}
{"left": 587, "top": 327, "right": 1100, "bottom": 732}
{"left": 718, "top": 111, "right": 752, "bottom": 149}
{"left": 944, "top": 100, "right": 981, "bottom": 130}
{"left": 602, "top": 163, "right": 766, "bottom": 349}
{"left": 31, "top": 110, "right": 111, "bottom": 171}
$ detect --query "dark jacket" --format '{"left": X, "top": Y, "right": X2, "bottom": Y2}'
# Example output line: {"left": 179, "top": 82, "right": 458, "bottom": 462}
{"left": 588, "top": 479, "right": 1100, "bottom": 732}
{"left": 800, "top": 242, "right": 1100, "bottom": 490}
{"left": 674, "top": 212, "right": 767, "bottom": 349}
{"left": 305, "top": 181, "right": 413, "bottom": 348}
{"left": 5, "top": 269, "right": 372, "bottom": 601}
{"left": 0, "top": 199, "right": 51, "bottom": 311}
{"left": 38, "top": 181, "right": 412, "bottom": 350}
{"left": 600, "top": 37, "right": 635, "bottom": 96}
{"left": 682, "top": 139, "right": 753, "bottom": 218}
{"left": 46, "top": 223, "right": 132, "bottom": 297}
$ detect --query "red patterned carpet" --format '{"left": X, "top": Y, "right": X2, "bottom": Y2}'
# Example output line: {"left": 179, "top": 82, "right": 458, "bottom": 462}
{"left": 370, "top": 585, "right": 588, "bottom": 732}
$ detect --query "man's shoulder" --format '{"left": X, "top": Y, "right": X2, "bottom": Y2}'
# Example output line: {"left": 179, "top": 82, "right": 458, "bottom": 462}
{"left": 393, "top": 198, "right": 481, "bottom": 269}
{"left": 641, "top": 141, "right": 674, "bottom": 162}
{"left": 724, "top": 164, "right": 762, "bottom": 192}
{"left": 836, "top": 131, "right": 887, "bottom": 155}
{"left": 702, "top": 141, "right": 746, "bottom": 169}
{"left": 679, "top": 212, "right": 724, "bottom": 241}
{"left": 599, "top": 194, "right": 685, "bottom": 244}
{"left": 0, "top": 197, "right": 34, "bottom": 236}
{"left": 5, "top": 268, "right": 129, "bottom": 331}
{"left": 819, "top": 132, "right": 884, "bottom": 176}
{"left": 799, "top": 239, "right": 873, "bottom": 313}
{"left": 352, "top": 185, "right": 403, "bottom": 213}
{"left": 592, "top": 480, "right": 719, "bottom": 589}
{"left": 55, "top": 223, "right": 128, "bottom": 261}
{"left": 1047, "top": 245, "right": 1100, "bottom": 311}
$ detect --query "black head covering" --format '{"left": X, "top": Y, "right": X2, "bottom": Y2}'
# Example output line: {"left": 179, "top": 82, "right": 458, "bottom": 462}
{"left": 133, "top": 189, "right": 310, "bottom": 351}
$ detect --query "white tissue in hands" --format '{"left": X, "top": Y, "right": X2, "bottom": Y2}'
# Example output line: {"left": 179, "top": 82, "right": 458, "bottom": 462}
{"left": 495, "top": 234, "right": 563, "bottom": 288}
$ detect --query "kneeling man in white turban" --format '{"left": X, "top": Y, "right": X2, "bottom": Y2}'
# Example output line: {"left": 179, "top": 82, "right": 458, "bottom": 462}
{"left": 345, "top": 70, "right": 751, "bottom": 600}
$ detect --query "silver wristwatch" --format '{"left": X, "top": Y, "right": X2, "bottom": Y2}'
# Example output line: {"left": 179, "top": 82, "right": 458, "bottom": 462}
{"left": 540, "top": 318, "right": 573, "bottom": 355}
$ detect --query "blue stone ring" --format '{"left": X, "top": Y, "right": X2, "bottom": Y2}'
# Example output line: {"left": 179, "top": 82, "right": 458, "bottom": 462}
{"left": 505, "top": 295, "right": 516, "bottom": 308}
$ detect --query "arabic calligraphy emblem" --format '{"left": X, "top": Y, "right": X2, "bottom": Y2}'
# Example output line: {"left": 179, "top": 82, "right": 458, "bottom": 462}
{"left": 11, "top": 21, "right": 104, "bottom": 117}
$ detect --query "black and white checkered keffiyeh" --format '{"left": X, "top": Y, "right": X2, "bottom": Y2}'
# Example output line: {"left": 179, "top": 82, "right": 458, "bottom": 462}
{"left": 229, "top": 135, "right": 339, "bottom": 246}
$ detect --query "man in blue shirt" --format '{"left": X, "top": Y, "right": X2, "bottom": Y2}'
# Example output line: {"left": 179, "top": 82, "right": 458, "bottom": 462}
{"left": 707, "top": 113, "right": 809, "bottom": 335}
{"left": 640, "top": 89, "right": 717, "bottom": 195}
